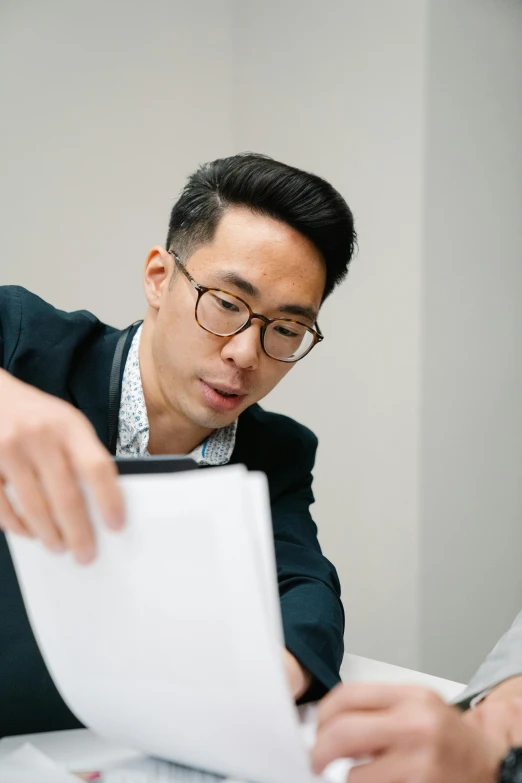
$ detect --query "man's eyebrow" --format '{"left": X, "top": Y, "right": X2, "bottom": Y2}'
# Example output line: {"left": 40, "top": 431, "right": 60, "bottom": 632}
{"left": 278, "top": 303, "right": 318, "bottom": 323}
{"left": 216, "top": 270, "right": 318, "bottom": 324}
{"left": 218, "top": 271, "right": 259, "bottom": 298}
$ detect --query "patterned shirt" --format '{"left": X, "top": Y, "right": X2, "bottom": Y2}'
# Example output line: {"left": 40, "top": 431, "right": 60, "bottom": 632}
{"left": 116, "top": 325, "right": 237, "bottom": 465}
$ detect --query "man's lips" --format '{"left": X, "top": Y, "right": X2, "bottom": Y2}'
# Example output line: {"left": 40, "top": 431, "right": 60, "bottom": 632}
{"left": 204, "top": 381, "right": 248, "bottom": 396}
{"left": 199, "top": 380, "right": 248, "bottom": 412}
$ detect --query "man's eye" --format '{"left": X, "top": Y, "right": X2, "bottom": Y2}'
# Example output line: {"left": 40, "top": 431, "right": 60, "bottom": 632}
{"left": 275, "top": 325, "right": 299, "bottom": 338}
{"left": 218, "top": 297, "right": 240, "bottom": 312}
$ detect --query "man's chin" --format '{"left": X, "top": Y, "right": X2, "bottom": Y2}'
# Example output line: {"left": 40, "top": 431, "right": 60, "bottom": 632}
{"left": 189, "top": 404, "right": 246, "bottom": 430}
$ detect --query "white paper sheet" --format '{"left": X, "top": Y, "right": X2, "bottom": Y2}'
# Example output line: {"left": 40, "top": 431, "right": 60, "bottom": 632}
{"left": 8, "top": 466, "right": 320, "bottom": 783}
{"left": 104, "top": 755, "right": 226, "bottom": 781}
{"left": 0, "top": 742, "right": 230, "bottom": 782}
{"left": 297, "top": 706, "right": 355, "bottom": 783}
{"left": 0, "top": 743, "right": 79, "bottom": 783}
{"left": 0, "top": 728, "right": 142, "bottom": 771}
{"left": 242, "top": 476, "right": 285, "bottom": 647}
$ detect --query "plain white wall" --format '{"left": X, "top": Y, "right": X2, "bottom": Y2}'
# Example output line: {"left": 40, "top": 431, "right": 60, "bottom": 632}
{"left": 2, "top": 0, "right": 522, "bottom": 681}
{"left": 0, "top": 0, "right": 235, "bottom": 325}
{"left": 420, "top": 0, "right": 522, "bottom": 682}
{"left": 232, "top": 0, "right": 428, "bottom": 669}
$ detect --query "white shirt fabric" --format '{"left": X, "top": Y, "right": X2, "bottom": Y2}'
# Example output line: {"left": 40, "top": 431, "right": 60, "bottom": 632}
{"left": 116, "top": 325, "right": 237, "bottom": 466}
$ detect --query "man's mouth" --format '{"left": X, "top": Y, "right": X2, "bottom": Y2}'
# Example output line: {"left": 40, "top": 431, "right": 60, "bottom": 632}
{"left": 199, "top": 380, "right": 248, "bottom": 412}
{"left": 207, "top": 382, "right": 247, "bottom": 398}
{"left": 214, "top": 388, "right": 238, "bottom": 398}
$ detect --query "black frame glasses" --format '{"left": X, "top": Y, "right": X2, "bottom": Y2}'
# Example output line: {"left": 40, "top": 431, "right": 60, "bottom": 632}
{"left": 168, "top": 249, "right": 323, "bottom": 363}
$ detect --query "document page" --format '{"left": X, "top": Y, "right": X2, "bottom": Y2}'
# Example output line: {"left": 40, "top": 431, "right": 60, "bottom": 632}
{"left": 8, "top": 466, "right": 319, "bottom": 783}
{"left": 0, "top": 744, "right": 79, "bottom": 783}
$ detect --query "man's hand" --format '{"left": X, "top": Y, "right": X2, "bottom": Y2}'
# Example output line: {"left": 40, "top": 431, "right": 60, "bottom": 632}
{"left": 0, "top": 369, "right": 124, "bottom": 564}
{"left": 284, "top": 649, "right": 311, "bottom": 700}
{"left": 464, "top": 676, "right": 522, "bottom": 753}
{"left": 312, "top": 683, "right": 505, "bottom": 782}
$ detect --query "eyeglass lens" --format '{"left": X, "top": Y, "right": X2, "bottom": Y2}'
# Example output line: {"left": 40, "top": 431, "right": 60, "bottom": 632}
{"left": 197, "top": 290, "right": 314, "bottom": 361}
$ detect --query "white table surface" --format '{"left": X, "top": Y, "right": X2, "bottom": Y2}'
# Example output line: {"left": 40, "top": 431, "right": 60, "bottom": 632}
{"left": 0, "top": 653, "right": 465, "bottom": 773}
{"left": 341, "top": 652, "right": 465, "bottom": 702}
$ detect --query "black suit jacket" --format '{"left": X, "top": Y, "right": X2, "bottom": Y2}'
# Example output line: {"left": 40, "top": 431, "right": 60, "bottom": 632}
{"left": 0, "top": 285, "right": 344, "bottom": 738}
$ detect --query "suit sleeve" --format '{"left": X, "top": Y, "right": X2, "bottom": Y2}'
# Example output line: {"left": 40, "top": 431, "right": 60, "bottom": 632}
{"left": 271, "top": 433, "right": 345, "bottom": 702}
{"left": 455, "top": 610, "right": 522, "bottom": 709}
{"left": 0, "top": 286, "right": 23, "bottom": 371}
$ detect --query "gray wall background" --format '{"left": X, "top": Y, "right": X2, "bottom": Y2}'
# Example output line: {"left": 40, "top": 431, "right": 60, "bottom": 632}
{"left": 1, "top": 0, "right": 521, "bottom": 683}
{"left": 420, "top": 0, "right": 522, "bottom": 680}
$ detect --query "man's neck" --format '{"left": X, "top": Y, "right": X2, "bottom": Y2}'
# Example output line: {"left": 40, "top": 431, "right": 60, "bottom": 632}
{"left": 139, "top": 321, "right": 214, "bottom": 456}
{"left": 146, "top": 408, "right": 213, "bottom": 456}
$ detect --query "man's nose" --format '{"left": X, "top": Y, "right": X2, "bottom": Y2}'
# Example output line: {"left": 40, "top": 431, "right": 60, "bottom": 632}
{"left": 220, "top": 321, "right": 262, "bottom": 370}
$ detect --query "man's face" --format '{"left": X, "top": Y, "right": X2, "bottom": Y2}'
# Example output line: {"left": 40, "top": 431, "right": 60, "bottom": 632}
{"left": 143, "top": 207, "right": 326, "bottom": 431}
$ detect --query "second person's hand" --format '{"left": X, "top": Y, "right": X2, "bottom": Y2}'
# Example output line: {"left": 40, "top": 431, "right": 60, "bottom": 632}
{"left": 312, "top": 683, "right": 505, "bottom": 783}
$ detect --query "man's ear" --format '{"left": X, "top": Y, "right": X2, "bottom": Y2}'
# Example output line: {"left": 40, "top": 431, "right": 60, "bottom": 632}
{"left": 143, "top": 247, "right": 173, "bottom": 309}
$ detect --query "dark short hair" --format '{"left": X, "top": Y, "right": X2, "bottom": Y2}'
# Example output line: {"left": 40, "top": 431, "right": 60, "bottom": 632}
{"left": 166, "top": 153, "right": 357, "bottom": 300}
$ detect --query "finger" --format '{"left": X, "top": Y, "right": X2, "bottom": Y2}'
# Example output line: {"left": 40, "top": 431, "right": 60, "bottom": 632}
{"left": 35, "top": 443, "right": 97, "bottom": 565}
{"left": 348, "top": 752, "right": 405, "bottom": 783}
{"left": 69, "top": 425, "right": 125, "bottom": 530}
{"left": 0, "top": 479, "right": 34, "bottom": 537}
{"left": 312, "top": 712, "right": 396, "bottom": 773}
{"left": 1, "top": 447, "right": 65, "bottom": 551}
{"left": 317, "top": 683, "right": 440, "bottom": 727}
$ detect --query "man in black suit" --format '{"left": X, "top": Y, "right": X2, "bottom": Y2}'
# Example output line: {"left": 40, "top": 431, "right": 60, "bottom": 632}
{"left": 0, "top": 153, "right": 356, "bottom": 737}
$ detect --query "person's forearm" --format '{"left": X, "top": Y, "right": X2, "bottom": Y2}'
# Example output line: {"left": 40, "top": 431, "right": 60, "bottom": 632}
{"left": 279, "top": 579, "right": 344, "bottom": 700}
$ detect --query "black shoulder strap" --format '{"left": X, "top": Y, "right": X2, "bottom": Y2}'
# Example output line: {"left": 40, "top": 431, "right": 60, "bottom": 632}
{"left": 107, "top": 326, "right": 135, "bottom": 455}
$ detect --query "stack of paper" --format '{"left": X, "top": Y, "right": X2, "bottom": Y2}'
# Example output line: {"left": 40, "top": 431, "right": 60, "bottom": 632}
{"left": 0, "top": 744, "right": 79, "bottom": 783}
{"left": 0, "top": 741, "right": 228, "bottom": 781}
{"left": 8, "top": 465, "right": 349, "bottom": 783}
